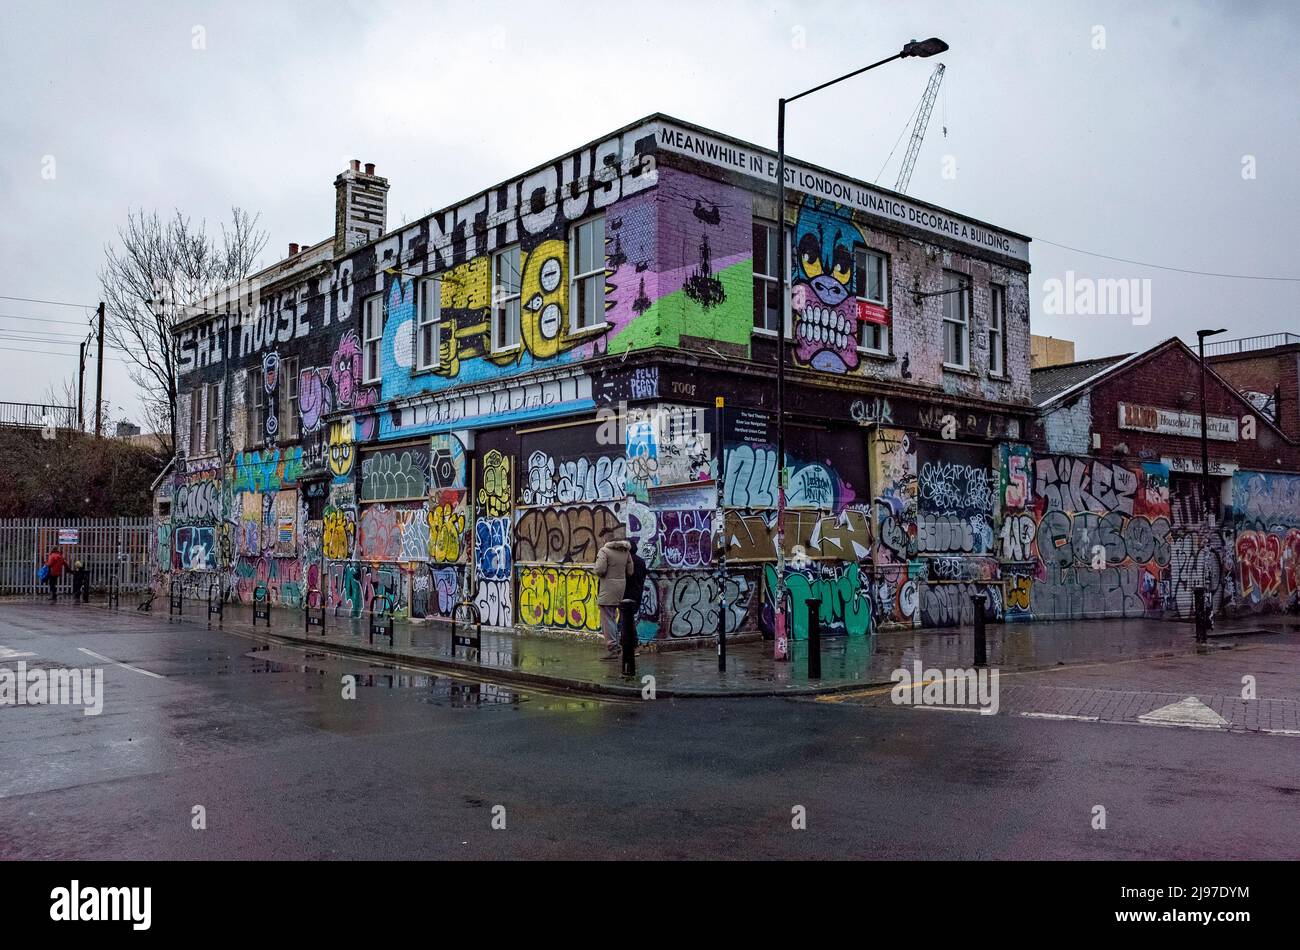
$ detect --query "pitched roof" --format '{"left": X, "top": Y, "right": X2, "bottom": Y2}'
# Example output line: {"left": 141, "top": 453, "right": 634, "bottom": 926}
{"left": 1031, "top": 354, "right": 1132, "bottom": 405}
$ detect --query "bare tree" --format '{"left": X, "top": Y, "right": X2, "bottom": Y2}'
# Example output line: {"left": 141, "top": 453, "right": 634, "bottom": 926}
{"left": 99, "top": 208, "right": 267, "bottom": 457}
{"left": 41, "top": 373, "right": 81, "bottom": 430}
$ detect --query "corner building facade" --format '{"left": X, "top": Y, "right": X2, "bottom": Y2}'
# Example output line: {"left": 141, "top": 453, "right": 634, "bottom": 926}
{"left": 167, "top": 115, "right": 1042, "bottom": 640}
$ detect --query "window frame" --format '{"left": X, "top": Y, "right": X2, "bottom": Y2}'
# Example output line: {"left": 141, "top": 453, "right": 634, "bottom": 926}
{"left": 205, "top": 382, "right": 219, "bottom": 454}
{"left": 189, "top": 385, "right": 204, "bottom": 456}
{"left": 988, "top": 283, "right": 1007, "bottom": 378}
{"left": 247, "top": 369, "right": 264, "bottom": 447}
{"left": 751, "top": 219, "right": 792, "bottom": 338}
{"left": 854, "top": 246, "right": 891, "bottom": 356}
{"left": 492, "top": 245, "right": 522, "bottom": 353}
{"left": 941, "top": 270, "right": 971, "bottom": 372}
{"left": 280, "top": 356, "right": 299, "bottom": 441}
{"left": 362, "top": 293, "right": 384, "bottom": 384}
{"left": 417, "top": 276, "right": 441, "bottom": 371}
{"left": 569, "top": 214, "right": 606, "bottom": 333}
{"left": 752, "top": 219, "right": 780, "bottom": 335}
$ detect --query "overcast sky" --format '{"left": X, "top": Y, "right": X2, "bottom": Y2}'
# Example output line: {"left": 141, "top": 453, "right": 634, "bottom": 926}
{"left": 2, "top": 0, "right": 1297, "bottom": 428}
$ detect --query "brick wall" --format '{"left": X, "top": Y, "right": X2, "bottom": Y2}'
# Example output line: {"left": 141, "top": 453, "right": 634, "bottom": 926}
{"left": 1209, "top": 346, "right": 1300, "bottom": 440}
{"left": 1037, "top": 342, "right": 1300, "bottom": 473}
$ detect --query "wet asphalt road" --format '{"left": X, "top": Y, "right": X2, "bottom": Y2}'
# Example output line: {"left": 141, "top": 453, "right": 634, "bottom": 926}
{"left": 1, "top": 602, "right": 1296, "bottom": 860}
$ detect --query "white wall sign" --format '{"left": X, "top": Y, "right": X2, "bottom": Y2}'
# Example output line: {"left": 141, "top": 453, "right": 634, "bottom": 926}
{"left": 1118, "top": 402, "right": 1238, "bottom": 442}
{"left": 1161, "top": 456, "right": 1239, "bottom": 476}
{"left": 651, "top": 120, "right": 1030, "bottom": 263}
{"left": 380, "top": 374, "right": 593, "bottom": 438}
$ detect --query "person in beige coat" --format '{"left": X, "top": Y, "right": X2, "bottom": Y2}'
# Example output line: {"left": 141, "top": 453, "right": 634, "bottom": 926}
{"left": 593, "top": 533, "right": 634, "bottom": 654}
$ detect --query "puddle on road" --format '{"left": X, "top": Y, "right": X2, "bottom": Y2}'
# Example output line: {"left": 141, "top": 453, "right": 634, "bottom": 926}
{"left": 237, "top": 644, "right": 602, "bottom": 713}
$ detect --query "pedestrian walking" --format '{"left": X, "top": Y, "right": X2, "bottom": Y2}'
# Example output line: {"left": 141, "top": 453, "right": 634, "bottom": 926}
{"left": 593, "top": 531, "right": 634, "bottom": 656}
{"left": 43, "top": 547, "right": 66, "bottom": 603}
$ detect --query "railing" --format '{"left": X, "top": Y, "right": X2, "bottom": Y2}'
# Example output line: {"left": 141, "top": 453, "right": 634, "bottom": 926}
{"left": 1203, "top": 333, "right": 1300, "bottom": 357}
{"left": 0, "top": 402, "right": 78, "bottom": 430}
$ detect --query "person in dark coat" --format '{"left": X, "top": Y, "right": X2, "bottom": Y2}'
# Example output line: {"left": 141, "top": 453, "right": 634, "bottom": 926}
{"left": 71, "top": 559, "right": 90, "bottom": 603}
{"left": 622, "top": 549, "right": 649, "bottom": 655}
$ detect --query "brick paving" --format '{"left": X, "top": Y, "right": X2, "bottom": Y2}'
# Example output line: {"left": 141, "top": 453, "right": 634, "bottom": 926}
{"left": 822, "top": 647, "right": 1300, "bottom": 735}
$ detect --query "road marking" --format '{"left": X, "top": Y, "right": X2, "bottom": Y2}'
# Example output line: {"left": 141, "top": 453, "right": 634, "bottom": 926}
{"left": 1138, "top": 696, "right": 1228, "bottom": 729}
{"left": 912, "top": 704, "right": 985, "bottom": 714}
{"left": 0, "top": 646, "right": 36, "bottom": 659}
{"left": 1021, "top": 712, "right": 1100, "bottom": 722}
{"left": 819, "top": 677, "right": 949, "bottom": 704}
{"left": 78, "top": 648, "right": 164, "bottom": 679}
{"left": 1261, "top": 728, "right": 1300, "bottom": 737}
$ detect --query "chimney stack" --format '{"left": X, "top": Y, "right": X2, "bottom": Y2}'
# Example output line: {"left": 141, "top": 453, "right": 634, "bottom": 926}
{"left": 288, "top": 242, "right": 299, "bottom": 256}
{"left": 335, "top": 159, "right": 390, "bottom": 256}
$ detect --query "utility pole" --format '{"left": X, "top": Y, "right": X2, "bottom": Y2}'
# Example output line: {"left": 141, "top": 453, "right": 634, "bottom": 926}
{"left": 76, "top": 339, "right": 86, "bottom": 431}
{"left": 94, "top": 301, "right": 105, "bottom": 438}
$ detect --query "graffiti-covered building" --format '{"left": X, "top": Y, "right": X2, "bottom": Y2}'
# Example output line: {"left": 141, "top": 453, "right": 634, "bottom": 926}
{"left": 1031, "top": 338, "right": 1300, "bottom": 620}
{"left": 168, "top": 115, "right": 1049, "bottom": 637}
{"left": 166, "top": 160, "right": 392, "bottom": 604}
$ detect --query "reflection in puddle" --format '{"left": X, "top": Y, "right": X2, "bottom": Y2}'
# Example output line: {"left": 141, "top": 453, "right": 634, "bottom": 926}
{"left": 254, "top": 653, "right": 522, "bottom": 707}
{"left": 239, "top": 646, "right": 606, "bottom": 712}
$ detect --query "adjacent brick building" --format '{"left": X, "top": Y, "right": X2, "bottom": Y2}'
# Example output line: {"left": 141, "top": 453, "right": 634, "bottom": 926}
{"left": 1206, "top": 333, "right": 1300, "bottom": 441}
{"left": 1032, "top": 337, "right": 1300, "bottom": 619}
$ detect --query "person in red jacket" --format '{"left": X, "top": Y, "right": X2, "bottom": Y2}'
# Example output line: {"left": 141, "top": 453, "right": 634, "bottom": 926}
{"left": 44, "top": 547, "right": 66, "bottom": 603}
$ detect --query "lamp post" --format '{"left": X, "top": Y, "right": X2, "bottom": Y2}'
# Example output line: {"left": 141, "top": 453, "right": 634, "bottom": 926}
{"left": 772, "top": 36, "right": 947, "bottom": 661}
{"left": 1195, "top": 328, "right": 1227, "bottom": 517}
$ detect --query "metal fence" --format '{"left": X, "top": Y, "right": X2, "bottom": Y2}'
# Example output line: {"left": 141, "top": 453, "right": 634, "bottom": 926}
{"left": 0, "top": 402, "right": 78, "bottom": 430}
{"left": 1203, "top": 332, "right": 1300, "bottom": 357}
{"left": 0, "top": 518, "right": 155, "bottom": 597}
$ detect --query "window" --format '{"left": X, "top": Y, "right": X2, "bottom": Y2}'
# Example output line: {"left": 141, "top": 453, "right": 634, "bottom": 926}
{"left": 205, "top": 383, "right": 219, "bottom": 454}
{"left": 247, "top": 369, "right": 264, "bottom": 446}
{"left": 988, "top": 284, "right": 1007, "bottom": 377}
{"left": 942, "top": 270, "right": 970, "bottom": 370}
{"left": 492, "top": 246, "right": 521, "bottom": 351}
{"left": 417, "top": 277, "right": 441, "bottom": 371}
{"left": 280, "top": 357, "right": 299, "bottom": 440}
{"left": 362, "top": 294, "right": 383, "bottom": 383}
{"left": 855, "top": 247, "right": 890, "bottom": 354}
{"left": 752, "top": 220, "right": 781, "bottom": 333}
{"left": 569, "top": 215, "right": 605, "bottom": 331}
{"left": 189, "top": 385, "right": 203, "bottom": 456}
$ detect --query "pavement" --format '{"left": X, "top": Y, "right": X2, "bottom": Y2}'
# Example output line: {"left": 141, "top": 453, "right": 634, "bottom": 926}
{"left": 2, "top": 600, "right": 1299, "bottom": 859}
{"left": 12, "top": 592, "right": 1297, "bottom": 698}
{"left": 818, "top": 644, "right": 1300, "bottom": 735}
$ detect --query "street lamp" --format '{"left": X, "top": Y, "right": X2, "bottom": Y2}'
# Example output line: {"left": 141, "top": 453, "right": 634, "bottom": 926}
{"left": 771, "top": 37, "right": 947, "bottom": 662}
{"left": 1196, "top": 328, "right": 1227, "bottom": 517}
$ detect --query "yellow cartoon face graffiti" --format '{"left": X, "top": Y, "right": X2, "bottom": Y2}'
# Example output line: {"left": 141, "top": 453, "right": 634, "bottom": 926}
{"left": 518, "top": 239, "right": 571, "bottom": 360}
{"left": 327, "top": 416, "right": 355, "bottom": 479}
{"left": 478, "top": 450, "right": 511, "bottom": 517}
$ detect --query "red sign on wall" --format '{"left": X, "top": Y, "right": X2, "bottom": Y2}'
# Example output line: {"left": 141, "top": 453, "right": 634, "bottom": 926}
{"left": 857, "top": 300, "right": 890, "bottom": 326}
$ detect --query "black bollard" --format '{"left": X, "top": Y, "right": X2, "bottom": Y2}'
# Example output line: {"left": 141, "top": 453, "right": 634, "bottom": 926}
{"left": 717, "top": 588, "right": 727, "bottom": 672}
{"left": 807, "top": 599, "right": 821, "bottom": 679}
{"left": 1193, "top": 586, "right": 1207, "bottom": 643}
{"left": 972, "top": 593, "right": 987, "bottom": 668}
{"left": 620, "top": 597, "right": 637, "bottom": 677}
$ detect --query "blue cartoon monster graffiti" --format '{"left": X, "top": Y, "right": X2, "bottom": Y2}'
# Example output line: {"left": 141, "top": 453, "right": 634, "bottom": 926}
{"left": 791, "top": 197, "right": 864, "bottom": 374}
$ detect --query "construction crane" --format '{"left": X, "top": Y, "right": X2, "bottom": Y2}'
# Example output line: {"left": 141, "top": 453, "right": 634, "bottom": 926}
{"left": 893, "top": 63, "right": 946, "bottom": 195}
